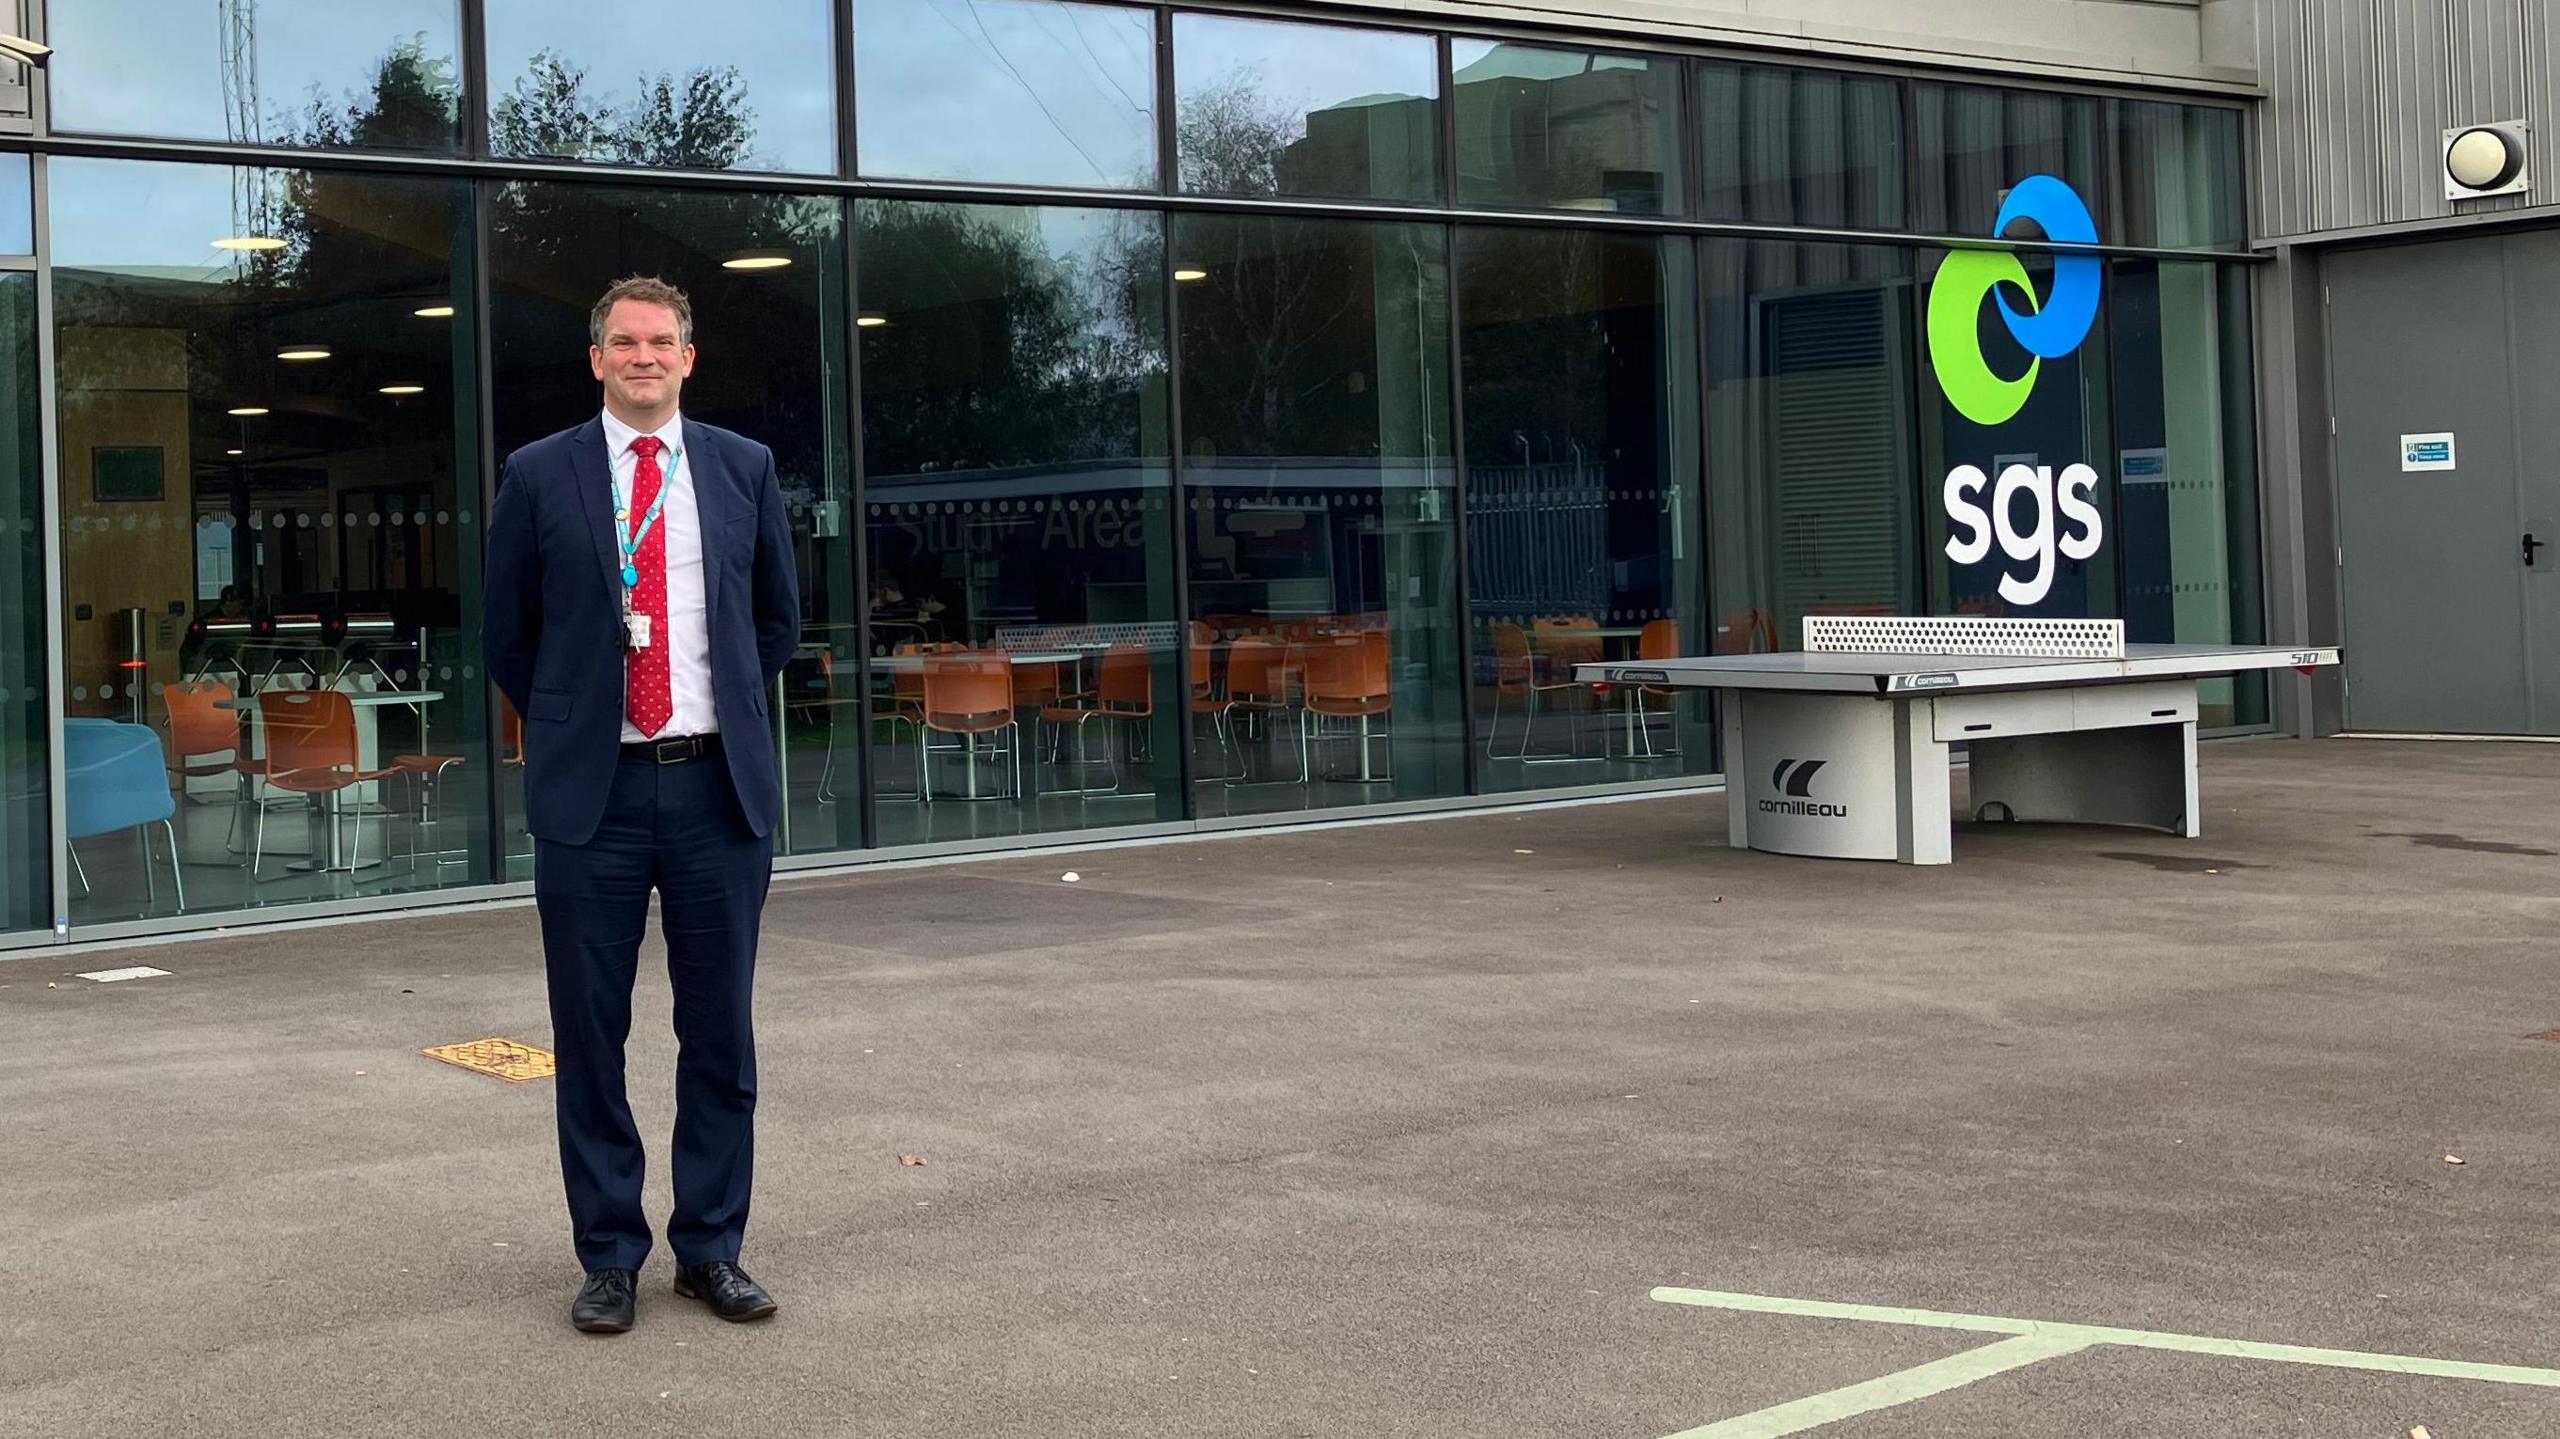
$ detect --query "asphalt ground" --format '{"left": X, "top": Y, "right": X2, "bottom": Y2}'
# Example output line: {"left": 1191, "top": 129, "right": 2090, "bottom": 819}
{"left": 3, "top": 737, "right": 2556, "bottom": 1438}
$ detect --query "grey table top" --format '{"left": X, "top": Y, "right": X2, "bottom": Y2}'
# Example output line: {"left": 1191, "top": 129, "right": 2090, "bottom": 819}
{"left": 1576, "top": 644, "right": 2342, "bottom": 696}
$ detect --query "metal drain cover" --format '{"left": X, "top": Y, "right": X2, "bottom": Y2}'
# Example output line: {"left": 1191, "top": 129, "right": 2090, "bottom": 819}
{"left": 422, "top": 1038, "right": 557, "bottom": 1082}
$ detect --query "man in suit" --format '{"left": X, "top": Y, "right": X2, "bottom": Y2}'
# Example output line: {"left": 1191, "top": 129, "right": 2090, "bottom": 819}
{"left": 484, "top": 275, "right": 800, "bottom": 1334}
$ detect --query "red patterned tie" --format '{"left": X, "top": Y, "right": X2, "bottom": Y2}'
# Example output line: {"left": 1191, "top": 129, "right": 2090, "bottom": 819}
{"left": 625, "top": 435, "right": 673, "bottom": 738}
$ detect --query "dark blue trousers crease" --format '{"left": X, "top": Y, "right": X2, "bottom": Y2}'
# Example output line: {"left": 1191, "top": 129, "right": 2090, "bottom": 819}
{"left": 535, "top": 751, "right": 772, "bottom": 1274}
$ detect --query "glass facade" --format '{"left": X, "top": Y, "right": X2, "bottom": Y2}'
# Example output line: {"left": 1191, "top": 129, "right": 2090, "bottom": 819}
{"left": 857, "top": 0, "right": 1157, "bottom": 190}
{"left": 6, "top": 3, "right": 2267, "bottom": 942}
{"left": 485, "top": 0, "right": 837, "bottom": 172}
{"left": 51, "top": 157, "right": 484, "bottom": 926}
{"left": 49, "top": 1, "right": 465, "bottom": 152}
{"left": 1174, "top": 14, "right": 1439, "bottom": 204}
{"left": 1453, "top": 39, "right": 1684, "bottom": 215}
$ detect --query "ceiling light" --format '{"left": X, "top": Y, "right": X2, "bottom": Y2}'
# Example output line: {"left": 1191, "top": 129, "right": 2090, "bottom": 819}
{"left": 1173, "top": 268, "right": 1209, "bottom": 282}
{"left": 225, "top": 448, "right": 245, "bottom": 456}
{"left": 213, "top": 236, "right": 287, "bottom": 252}
{"left": 378, "top": 384, "right": 426, "bottom": 396}
{"left": 226, "top": 406, "right": 269, "bottom": 416}
{"left": 722, "top": 250, "right": 793, "bottom": 270}
{"left": 276, "top": 346, "right": 331, "bottom": 361}
{"left": 855, "top": 313, "right": 888, "bottom": 328}
{"left": 413, "top": 305, "right": 455, "bottom": 318}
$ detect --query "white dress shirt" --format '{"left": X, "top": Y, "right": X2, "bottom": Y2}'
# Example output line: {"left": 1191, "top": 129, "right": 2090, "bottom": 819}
{"left": 601, "top": 409, "right": 718, "bottom": 741}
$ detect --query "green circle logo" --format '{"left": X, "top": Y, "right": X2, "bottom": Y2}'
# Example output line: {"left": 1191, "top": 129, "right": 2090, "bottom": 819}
{"left": 1927, "top": 176, "right": 2102, "bottom": 427}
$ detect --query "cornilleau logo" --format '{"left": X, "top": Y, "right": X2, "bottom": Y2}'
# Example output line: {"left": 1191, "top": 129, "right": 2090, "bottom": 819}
{"left": 1926, "top": 175, "right": 2102, "bottom": 426}
{"left": 1930, "top": 176, "right": 2106, "bottom": 607}
{"left": 1759, "top": 758, "right": 1848, "bottom": 818}
{"left": 1770, "top": 759, "right": 1825, "bottom": 798}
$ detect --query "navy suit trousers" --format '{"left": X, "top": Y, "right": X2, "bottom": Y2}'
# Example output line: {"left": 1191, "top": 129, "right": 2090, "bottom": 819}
{"left": 536, "top": 746, "right": 772, "bottom": 1274}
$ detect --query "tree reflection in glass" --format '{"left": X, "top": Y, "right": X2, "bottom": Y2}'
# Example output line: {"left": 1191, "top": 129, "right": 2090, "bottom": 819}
{"left": 1176, "top": 215, "right": 1465, "bottom": 815}
{"left": 859, "top": 201, "right": 1178, "bottom": 841}
{"left": 485, "top": 0, "right": 836, "bottom": 173}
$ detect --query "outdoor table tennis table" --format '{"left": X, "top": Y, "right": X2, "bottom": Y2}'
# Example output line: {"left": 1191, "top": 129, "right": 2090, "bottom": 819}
{"left": 1577, "top": 617, "right": 2341, "bottom": 865}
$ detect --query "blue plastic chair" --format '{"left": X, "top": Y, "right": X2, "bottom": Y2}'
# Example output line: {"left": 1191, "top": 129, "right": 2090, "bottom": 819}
{"left": 63, "top": 717, "right": 185, "bottom": 914}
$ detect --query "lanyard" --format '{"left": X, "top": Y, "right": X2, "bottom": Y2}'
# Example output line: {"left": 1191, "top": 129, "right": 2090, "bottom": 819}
{"left": 612, "top": 443, "right": 683, "bottom": 597}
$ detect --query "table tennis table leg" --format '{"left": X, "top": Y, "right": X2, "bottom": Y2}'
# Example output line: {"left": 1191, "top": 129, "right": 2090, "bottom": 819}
{"left": 1892, "top": 701, "right": 1953, "bottom": 865}
{"left": 1719, "top": 696, "right": 1748, "bottom": 850}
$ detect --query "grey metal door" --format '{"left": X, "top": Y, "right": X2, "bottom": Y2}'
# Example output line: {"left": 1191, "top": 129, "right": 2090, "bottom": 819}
{"left": 2500, "top": 232, "right": 2560, "bottom": 730}
{"left": 2327, "top": 234, "right": 2543, "bottom": 733}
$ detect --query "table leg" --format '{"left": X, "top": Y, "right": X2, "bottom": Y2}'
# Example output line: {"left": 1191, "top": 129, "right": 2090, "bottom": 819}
{"left": 1720, "top": 698, "right": 1748, "bottom": 850}
{"left": 1892, "top": 702, "right": 1953, "bottom": 866}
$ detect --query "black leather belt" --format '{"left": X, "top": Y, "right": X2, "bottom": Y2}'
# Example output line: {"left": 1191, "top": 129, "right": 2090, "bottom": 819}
{"left": 619, "top": 732, "right": 721, "bottom": 765}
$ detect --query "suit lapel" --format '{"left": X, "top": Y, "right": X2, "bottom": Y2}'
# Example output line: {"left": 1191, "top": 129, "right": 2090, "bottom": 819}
{"left": 569, "top": 418, "right": 620, "bottom": 608}
{"left": 686, "top": 423, "right": 729, "bottom": 643}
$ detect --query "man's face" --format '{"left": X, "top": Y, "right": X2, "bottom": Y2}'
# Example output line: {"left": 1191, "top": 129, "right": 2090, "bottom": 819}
{"left": 589, "top": 298, "right": 695, "bottom": 416}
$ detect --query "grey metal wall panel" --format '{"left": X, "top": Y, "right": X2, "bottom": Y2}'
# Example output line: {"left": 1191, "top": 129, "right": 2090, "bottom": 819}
{"left": 2257, "top": 0, "right": 2558, "bottom": 240}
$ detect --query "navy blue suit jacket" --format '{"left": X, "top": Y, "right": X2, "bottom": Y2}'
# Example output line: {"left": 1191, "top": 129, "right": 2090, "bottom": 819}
{"left": 483, "top": 416, "right": 801, "bottom": 846}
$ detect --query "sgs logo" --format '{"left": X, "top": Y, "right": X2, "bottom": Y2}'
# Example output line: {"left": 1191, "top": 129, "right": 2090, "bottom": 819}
{"left": 1928, "top": 175, "right": 2105, "bottom": 607}
{"left": 1944, "top": 462, "right": 2103, "bottom": 606}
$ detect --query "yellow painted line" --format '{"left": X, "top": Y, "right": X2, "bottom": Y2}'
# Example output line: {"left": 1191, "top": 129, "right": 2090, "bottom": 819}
{"left": 1653, "top": 1287, "right": 2560, "bottom": 1389}
{"left": 1663, "top": 1332, "right": 2092, "bottom": 1438}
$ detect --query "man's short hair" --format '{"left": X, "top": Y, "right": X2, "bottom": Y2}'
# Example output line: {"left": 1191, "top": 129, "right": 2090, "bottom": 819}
{"left": 589, "top": 275, "right": 694, "bottom": 350}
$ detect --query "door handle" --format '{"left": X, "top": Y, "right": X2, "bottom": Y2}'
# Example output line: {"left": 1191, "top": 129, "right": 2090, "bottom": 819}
{"left": 2528, "top": 532, "right": 2547, "bottom": 567}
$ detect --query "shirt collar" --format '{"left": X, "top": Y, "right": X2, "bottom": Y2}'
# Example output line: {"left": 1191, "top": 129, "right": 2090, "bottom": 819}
{"left": 600, "top": 408, "right": 684, "bottom": 462}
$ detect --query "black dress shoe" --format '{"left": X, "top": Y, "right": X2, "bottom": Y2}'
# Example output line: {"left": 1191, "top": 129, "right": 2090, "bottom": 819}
{"left": 673, "top": 1260, "right": 778, "bottom": 1322}
{"left": 571, "top": 1268, "right": 638, "bottom": 1333}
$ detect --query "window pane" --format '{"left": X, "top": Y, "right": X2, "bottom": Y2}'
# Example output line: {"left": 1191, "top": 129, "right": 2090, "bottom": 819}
{"left": 2110, "top": 260, "right": 2265, "bottom": 723}
{"left": 1702, "top": 240, "right": 1920, "bottom": 649}
{"left": 1460, "top": 227, "right": 1707, "bottom": 789}
{"left": 489, "top": 182, "right": 852, "bottom": 862}
{"left": 0, "top": 154, "right": 32, "bottom": 255}
{"left": 50, "top": 2, "right": 462, "bottom": 151}
{"left": 2110, "top": 101, "right": 2247, "bottom": 250}
{"left": 1453, "top": 40, "right": 1683, "bottom": 215}
{"left": 1917, "top": 245, "right": 2115, "bottom": 619}
{"left": 857, "top": 0, "right": 1157, "bottom": 189}
{"left": 1910, "top": 82, "right": 2102, "bottom": 238}
{"left": 1176, "top": 215, "right": 1463, "bottom": 815}
{"left": 0, "top": 272, "right": 45, "bottom": 936}
{"left": 1698, "top": 61, "right": 1905, "bottom": 230}
{"left": 1173, "top": 14, "right": 1438, "bottom": 203}
{"left": 859, "top": 202, "right": 1174, "bottom": 838}
{"left": 52, "top": 157, "right": 484, "bottom": 924}
{"left": 487, "top": 0, "right": 836, "bottom": 172}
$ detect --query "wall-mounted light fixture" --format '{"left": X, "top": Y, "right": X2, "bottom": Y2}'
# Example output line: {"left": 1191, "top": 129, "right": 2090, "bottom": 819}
{"left": 2444, "top": 122, "right": 2529, "bottom": 200}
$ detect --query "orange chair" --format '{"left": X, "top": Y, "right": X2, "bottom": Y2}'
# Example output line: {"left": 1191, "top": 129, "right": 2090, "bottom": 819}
{"left": 1212, "top": 636, "right": 1301, "bottom": 784}
{"left": 164, "top": 678, "right": 257, "bottom": 854}
{"left": 871, "top": 641, "right": 957, "bottom": 801}
{"left": 390, "top": 744, "right": 467, "bottom": 874}
{"left": 1487, "top": 620, "right": 1592, "bottom": 762}
{"left": 1628, "top": 618, "right": 1691, "bottom": 759}
{"left": 249, "top": 690, "right": 400, "bottom": 878}
{"left": 1302, "top": 631, "right": 1393, "bottom": 783}
{"left": 1041, "top": 643, "right": 1153, "bottom": 794}
{"left": 919, "top": 651, "right": 1020, "bottom": 800}
{"left": 1711, "top": 609, "right": 1776, "bottom": 656}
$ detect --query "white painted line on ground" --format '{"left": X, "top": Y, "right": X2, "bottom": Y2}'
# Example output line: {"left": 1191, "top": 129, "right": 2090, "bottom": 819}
{"left": 1654, "top": 1287, "right": 2560, "bottom": 1392}
{"left": 1663, "top": 1331, "right": 2092, "bottom": 1438}
{"left": 76, "top": 966, "right": 171, "bottom": 983}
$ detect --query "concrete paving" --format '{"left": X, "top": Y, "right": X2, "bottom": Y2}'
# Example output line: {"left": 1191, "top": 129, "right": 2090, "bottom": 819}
{"left": 2, "top": 737, "right": 2556, "bottom": 1438}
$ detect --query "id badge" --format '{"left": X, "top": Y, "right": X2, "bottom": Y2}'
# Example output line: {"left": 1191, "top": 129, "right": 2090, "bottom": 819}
{"left": 626, "top": 613, "right": 653, "bottom": 649}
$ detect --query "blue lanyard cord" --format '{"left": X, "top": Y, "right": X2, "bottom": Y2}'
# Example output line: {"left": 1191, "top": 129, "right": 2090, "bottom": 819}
{"left": 612, "top": 445, "right": 683, "bottom": 589}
